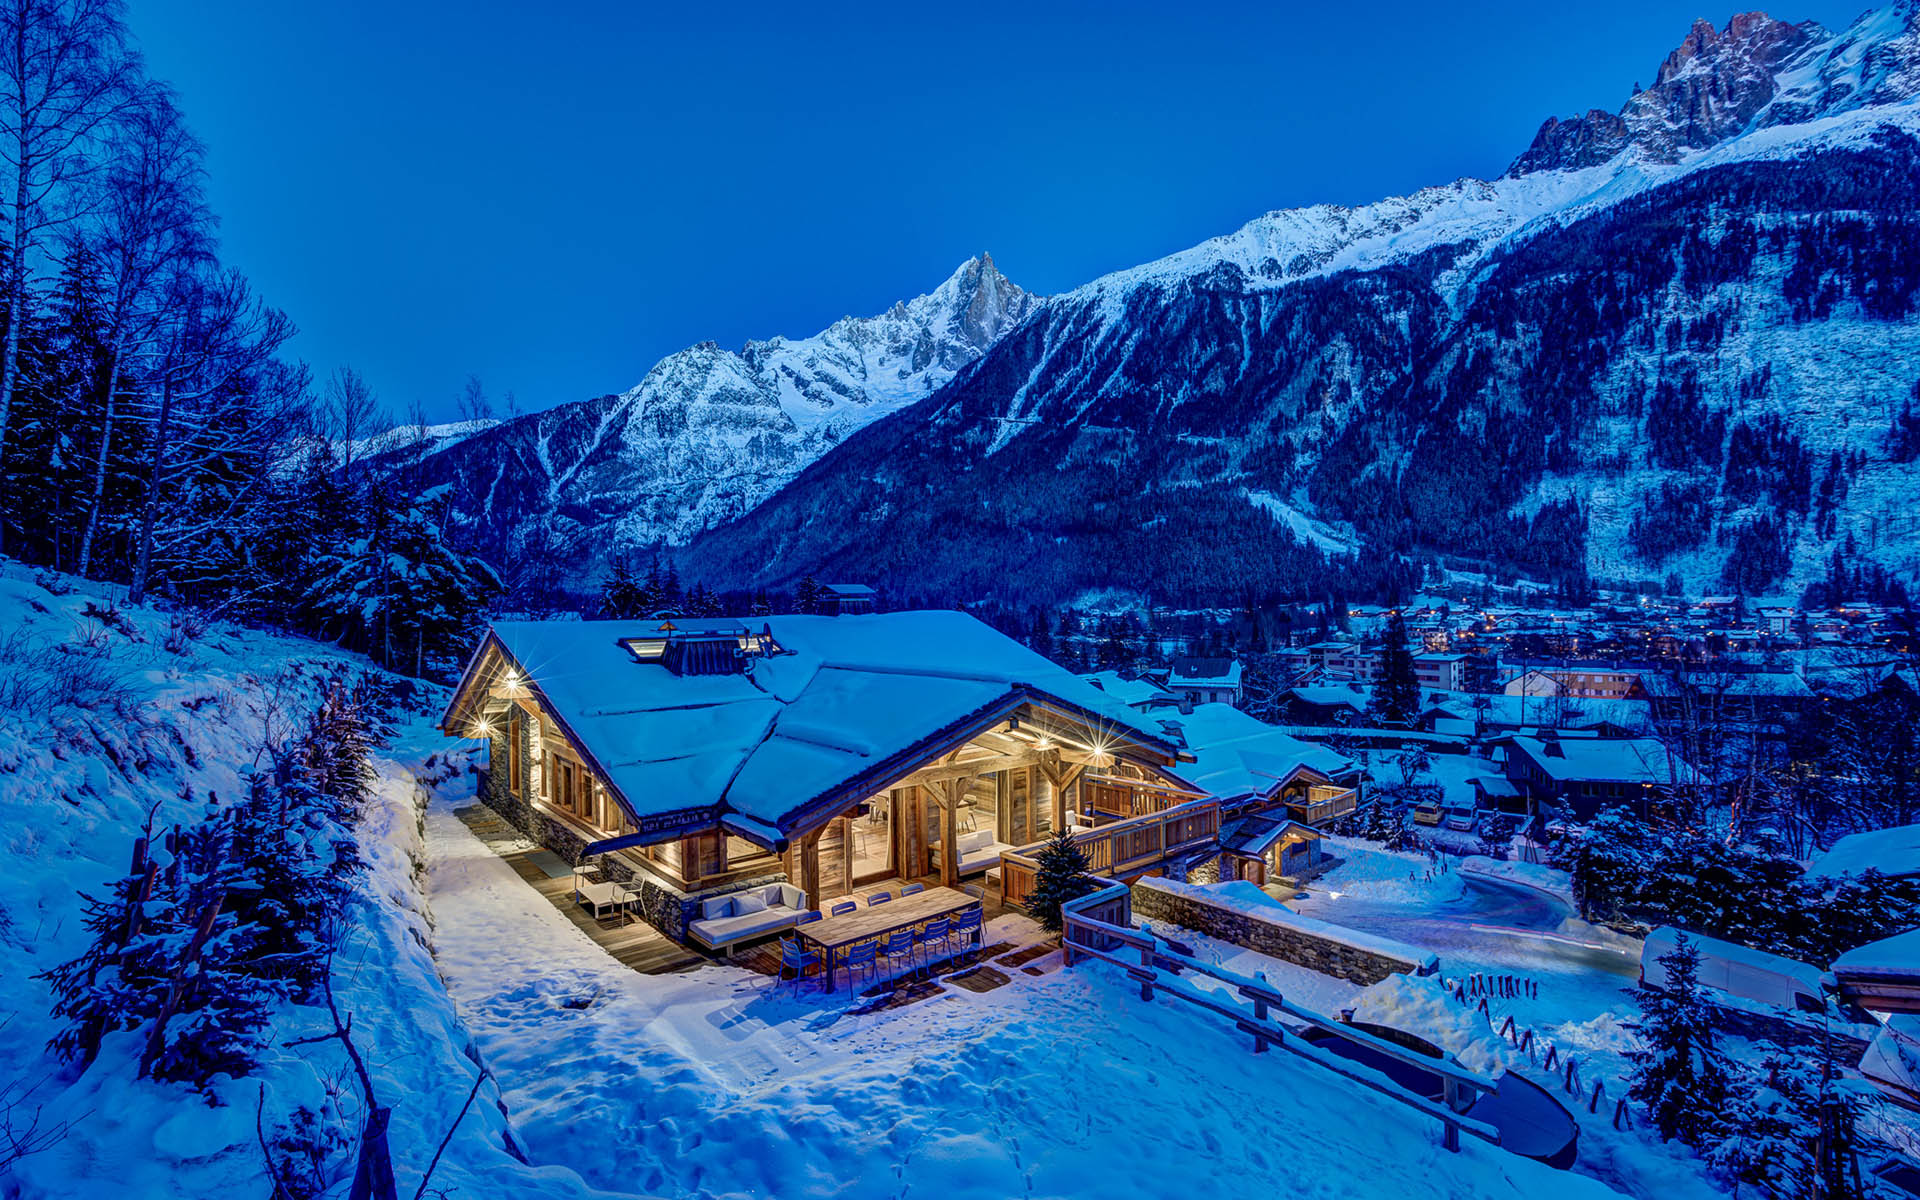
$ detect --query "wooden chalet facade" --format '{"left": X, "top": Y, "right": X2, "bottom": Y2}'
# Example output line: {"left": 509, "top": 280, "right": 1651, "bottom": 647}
{"left": 1155, "top": 702, "right": 1363, "bottom": 886}
{"left": 441, "top": 613, "right": 1198, "bottom": 946}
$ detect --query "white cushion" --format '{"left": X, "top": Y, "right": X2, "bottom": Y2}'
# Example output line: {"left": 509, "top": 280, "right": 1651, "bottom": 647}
{"left": 959, "top": 830, "right": 994, "bottom": 853}
{"left": 732, "top": 893, "right": 768, "bottom": 916}
{"left": 699, "top": 896, "right": 732, "bottom": 920}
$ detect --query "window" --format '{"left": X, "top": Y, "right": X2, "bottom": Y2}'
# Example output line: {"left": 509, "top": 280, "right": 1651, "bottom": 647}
{"left": 726, "top": 835, "right": 775, "bottom": 869}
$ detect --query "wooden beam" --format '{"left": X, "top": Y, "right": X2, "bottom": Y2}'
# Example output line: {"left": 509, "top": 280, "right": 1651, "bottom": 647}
{"left": 799, "top": 828, "right": 823, "bottom": 907}
{"left": 940, "top": 778, "right": 961, "bottom": 888}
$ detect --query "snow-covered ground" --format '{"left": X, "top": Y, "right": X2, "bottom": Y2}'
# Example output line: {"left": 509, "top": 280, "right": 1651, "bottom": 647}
{"left": 421, "top": 787, "right": 1626, "bottom": 1200}
{"left": 0, "top": 565, "right": 624, "bottom": 1199}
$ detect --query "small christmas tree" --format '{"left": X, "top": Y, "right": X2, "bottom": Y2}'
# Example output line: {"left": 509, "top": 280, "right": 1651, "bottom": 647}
{"left": 1626, "top": 933, "right": 1733, "bottom": 1146}
{"left": 1025, "top": 828, "right": 1095, "bottom": 934}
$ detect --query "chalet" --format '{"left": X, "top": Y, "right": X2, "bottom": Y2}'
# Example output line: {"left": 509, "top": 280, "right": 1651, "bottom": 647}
{"left": 441, "top": 612, "right": 1204, "bottom": 950}
{"left": 1081, "top": 670, "right": 1172, "bottom": 711}
{"left": 1499, "top": 734, "right": 1700, "bottom": 821}
{"left": 1163, "top": 703, "right": 1362, "bottom": 884}
{"left": 1167, "top": 656, "right": 1244, "bottom": 707}
{"left": 1280, "top": 684, "right": 1369, "bottom": 726}
{"left": 818, "top": 583, "right": 877, "bottom": 615}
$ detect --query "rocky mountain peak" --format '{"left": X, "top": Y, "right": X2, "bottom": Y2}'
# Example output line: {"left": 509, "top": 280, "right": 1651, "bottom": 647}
{"left": 1508, "top": 8, "right": 1855, "bottom": 174}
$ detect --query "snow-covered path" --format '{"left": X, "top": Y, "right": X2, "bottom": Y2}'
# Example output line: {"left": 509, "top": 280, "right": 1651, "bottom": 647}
{"left": 421, "top": 792, "right": 1628, "bottom": 1200}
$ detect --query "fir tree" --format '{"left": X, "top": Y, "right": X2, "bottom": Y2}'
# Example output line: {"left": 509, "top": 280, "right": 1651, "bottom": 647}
{"left": 1626, "top": 933, "right": 1733, "bottom": 1146}
{"left": 1374, "top": 609, "right": 1420, "bottom": 725}
{"left": 599, "top": 557, "right": 642, "bottom": 618}
{"left": 793, "top": 575, "right": 822, "bottom": 615}
{"left": 1024, "top": 828, "right": 1095, "bottom": 934}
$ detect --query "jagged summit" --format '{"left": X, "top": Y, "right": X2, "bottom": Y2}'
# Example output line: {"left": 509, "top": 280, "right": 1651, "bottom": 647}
{"left": 1510, "top": 5, "right": 1920, "bottom": 174}
{"left": 380, "top": 256, "right": 1041, "bottom": 571}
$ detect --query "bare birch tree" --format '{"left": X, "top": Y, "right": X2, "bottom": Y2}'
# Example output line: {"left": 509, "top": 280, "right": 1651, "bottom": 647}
{"left": 74, "top": 81, "right": 209, "bottom": 578}
{"left": 0, "top": 0, "right": 138, "bottom": 545}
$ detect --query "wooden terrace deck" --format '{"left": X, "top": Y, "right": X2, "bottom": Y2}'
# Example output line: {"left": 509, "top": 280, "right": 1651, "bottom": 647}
{"left": 454, "top": 804, "right": 706, "bottom": 975}
{"left": 454, "top": 804, "right": 1032, "bottom": 988}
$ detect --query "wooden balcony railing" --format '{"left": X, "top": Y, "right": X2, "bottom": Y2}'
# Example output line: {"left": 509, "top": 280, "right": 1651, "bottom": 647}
{"left": 999, "top": 797, "right": 1220, "bottom": 909}
{"left": 1056, "top": 882, "right": 1498, "bottom": 1154}
{"left": 1292, "top": 786, "right": 1359, "bottom": 826}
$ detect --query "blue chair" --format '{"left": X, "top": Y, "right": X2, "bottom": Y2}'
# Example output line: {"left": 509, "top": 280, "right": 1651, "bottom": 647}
{"left": 918, "top": 917, "right": 952, "bottom": 977}
{"left": 795, "top": 910, "right": 823, "bottom": 926}
{"left": 878, "top": 929, "right": 916, "bottom": 985}
{"left": 952, "top": 907, "right": 984, "bottom": 966}
{"left": 830, "top": 901, "right": 857, "bottom": 917}
{"left": 867, "top": 891, "right": 893, "bottom": 906}
{"left": 900, "top": 882, "right": 926, "bottom": 896}
{"left": 842, "top": 940, "right": 879, "bottom": 992}
{"left": 777, "top": 937, "right": 821, "bottom": 992}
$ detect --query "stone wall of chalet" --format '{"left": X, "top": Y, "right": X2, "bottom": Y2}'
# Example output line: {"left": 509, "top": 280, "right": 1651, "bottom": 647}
{"left": 1132, "top": 878, "right": 1434, "bottom": 986}
{"left": 476, "top": 758, "right": 790, "bottom": 945}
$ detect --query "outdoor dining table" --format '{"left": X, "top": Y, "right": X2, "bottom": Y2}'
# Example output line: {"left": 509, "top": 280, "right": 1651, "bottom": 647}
{"left": 795, "top": 886, "right": 982, "bottom": 993}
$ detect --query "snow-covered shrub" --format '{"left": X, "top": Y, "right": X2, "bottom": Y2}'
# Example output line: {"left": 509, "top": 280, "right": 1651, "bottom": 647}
{"left": 42, "top": 684, "right": 377, "bottom": 1088}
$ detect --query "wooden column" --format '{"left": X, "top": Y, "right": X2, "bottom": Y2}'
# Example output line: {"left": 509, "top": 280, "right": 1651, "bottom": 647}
{"left": 798, "top": 827, "right": 823, "bottom": 907}
{"left": 940, "top": 778, "right": 961, "bottom": 888}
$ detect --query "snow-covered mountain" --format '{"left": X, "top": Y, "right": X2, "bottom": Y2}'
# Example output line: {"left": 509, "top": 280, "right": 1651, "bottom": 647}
{"left": 386, "top": 254, "right": 1037, "bottom": 584}
{"left": 679, "top": 5, "right": 1920, "bottom": 607}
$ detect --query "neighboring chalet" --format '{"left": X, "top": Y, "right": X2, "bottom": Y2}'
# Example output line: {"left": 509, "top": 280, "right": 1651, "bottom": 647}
{"left": 1167, "top": 656, "right": 1244, "bottom": 707}
{"left": 1081, "top": 670, "right": 1172, "bottom": 712}
{"left": 1164, "top": 703, "right": 1363, "bottom": 884}
{"left": 441, "top": 612, "right": 1206, "bottom": 947}
{"left": 1497, "top": 733, "right": 1700, "bottom": 821}
{"left": 1280, "top": 684, "right": 1369, "bottom": 726}
{"left": 817, "top": 583, "right": 877, "bottom": 615}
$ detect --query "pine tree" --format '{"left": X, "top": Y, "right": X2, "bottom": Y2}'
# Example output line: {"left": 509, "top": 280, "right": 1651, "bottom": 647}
{"left": 1025, "top": 828, "right": 1095, "bottom": 933}
{"left": 1626, "top": 933, "right": 1733, "bottom": 1146}
{"left": 599, "top": 557, "right": 642, "bottom": 618}
{"left": 1374, "top": 609, "right": 1420, "bottom": 725}
{"left": 794, "top": 575, "right": 822, "bottom": 615}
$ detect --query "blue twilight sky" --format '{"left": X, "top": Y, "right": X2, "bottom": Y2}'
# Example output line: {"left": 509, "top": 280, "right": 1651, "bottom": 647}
{"left": 135, "top": 0, "right": 1868, "bottom": 422}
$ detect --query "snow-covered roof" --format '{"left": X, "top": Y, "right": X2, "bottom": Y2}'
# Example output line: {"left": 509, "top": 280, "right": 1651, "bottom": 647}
{"left": 1080, "top": 670, "right": 1169, "bottom": 708}
{"left": 456, "top": 612, "right": 1181, "bottom": 839}
{"left": 1832, "top": 928, "right": 1920, "bottom": 978}
{"left": 1507, "top": 736, "right": 1698, "bottom": 785}
{"left": 1169, "top": 657, "right": 1243, "bottom": 687}
{"left": 1218, "top": 813, "right": 1320, "bottom": 856}
{"left": 1286, "top": 685, "right": 1369, "bottom": 709}
{"left": 1809, "top": 825, "right": 1920, "bottom": 882}
{"left": 1164, "top": 703, "right": 1355, "bottom": 802}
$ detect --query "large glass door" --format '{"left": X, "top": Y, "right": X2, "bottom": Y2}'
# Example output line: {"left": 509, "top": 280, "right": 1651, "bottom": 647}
{"left": 849, "top": 792, "right": 895, "bottom": 884}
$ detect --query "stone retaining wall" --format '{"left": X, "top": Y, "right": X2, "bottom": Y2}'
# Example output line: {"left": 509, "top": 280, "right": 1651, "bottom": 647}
{"left": 1133, "top": 877, "right": 1435, "bottom": 986}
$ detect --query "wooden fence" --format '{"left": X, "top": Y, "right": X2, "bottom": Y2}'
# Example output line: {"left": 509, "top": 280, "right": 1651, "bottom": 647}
{"left": 1058, "top": 882, "right": 1501, "bottom": 1153}
{"left": 998, "top": 798, "right": 1220, "bottom": 908}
